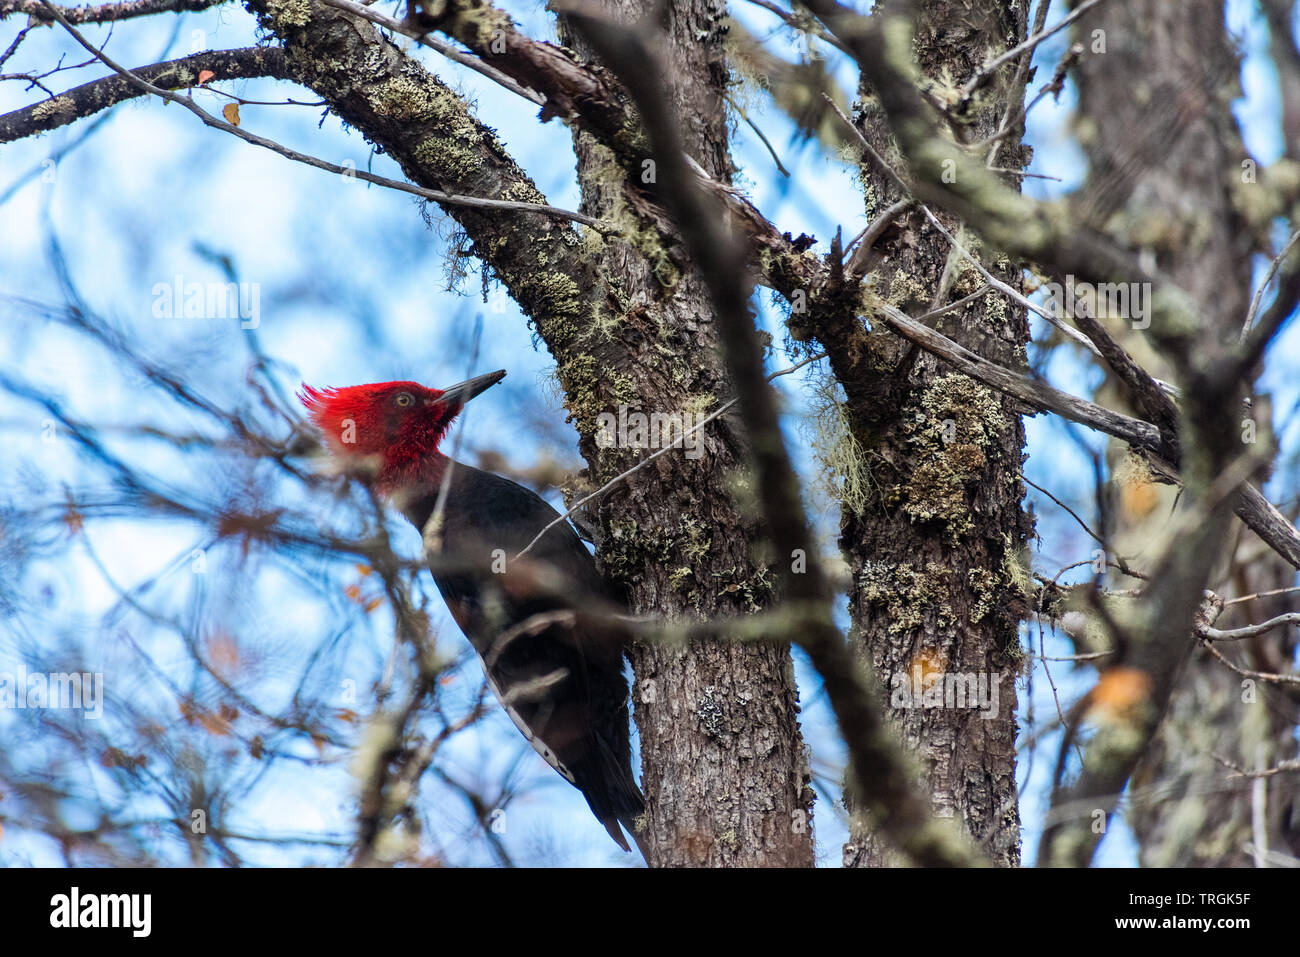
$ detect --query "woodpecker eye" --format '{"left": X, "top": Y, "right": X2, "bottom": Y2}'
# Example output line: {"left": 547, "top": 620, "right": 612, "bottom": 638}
{"left": 395, "top": 392, "right": 414, "bottom": 408}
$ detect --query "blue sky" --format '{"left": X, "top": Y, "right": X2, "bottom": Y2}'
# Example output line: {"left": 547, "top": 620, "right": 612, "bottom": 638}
{"left": 0, "top": 0, "right": 1295, "bottom": 866}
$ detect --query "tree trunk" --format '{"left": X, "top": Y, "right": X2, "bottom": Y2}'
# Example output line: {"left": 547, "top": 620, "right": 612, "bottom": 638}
{"left": 1071, "top": 0, "right": 1300, "bottom": 866}
{"left": 837, "top": 0, "right": 1032, "bottom": 867}
{"left": 556, "top": 0, "right": 816, "bottom": 868}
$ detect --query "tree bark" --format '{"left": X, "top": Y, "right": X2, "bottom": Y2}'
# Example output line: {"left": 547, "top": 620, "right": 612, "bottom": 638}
{"left": 1071, "top": 0, "right": 1300, "bottom": 866}
{"left": 557, "top": 0, "right": 816, "bottom": 868}
{"left": 833, "top": 0, "right": 1032, "bottom": 867}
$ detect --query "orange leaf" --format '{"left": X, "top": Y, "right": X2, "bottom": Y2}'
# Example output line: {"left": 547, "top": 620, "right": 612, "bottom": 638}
{"left": 63, "top": 506, "right": 84, "bottom": 535}
{"left": 197, "top": 711, "right": 231, "bottom": 737}
{"left": 222, "top": 102, "right": 240, "bottom": 126}
{"left": 206, "top": 631, "right": 241, "bottom": 675}
{"left": 1120, "top": 478, "right": 1159, "bottom": 523}
{"left": 197, "top": 69, "right": 215, "bottom": 85}
{"left": 344, "top": 583, "right": 362, "bottom": 603}
{"left": 364, "top": 596, "right": 383, "bottom": 613}
{"left": 356, "top": 563, "right": 373, "bottom": 577}
{"left": 1087, "top": 667, "right": 1152, "bottom": 720}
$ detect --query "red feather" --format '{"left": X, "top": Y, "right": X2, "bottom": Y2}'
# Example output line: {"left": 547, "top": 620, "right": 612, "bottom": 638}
{"left": 297, "top": 381, "right": 454, "bottom": 491}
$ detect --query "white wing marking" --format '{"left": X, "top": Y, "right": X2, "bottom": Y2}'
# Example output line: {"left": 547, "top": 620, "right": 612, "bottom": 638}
{"left": 479, "top": 655, "right": 577, "bottom": 784}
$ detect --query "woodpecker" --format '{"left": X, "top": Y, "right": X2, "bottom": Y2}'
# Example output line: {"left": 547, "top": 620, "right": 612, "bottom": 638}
{"left": 299, "top": 371, "right": 646, "bottom": 858}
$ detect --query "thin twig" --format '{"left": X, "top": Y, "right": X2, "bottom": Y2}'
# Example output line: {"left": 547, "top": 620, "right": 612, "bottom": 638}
{"left": 1224, "top": 584, "right": 1300, "bottom": 606}
{"left": 958, "top": 0, "right": 1106, "bottom": 102}
{"left": 1199, "top": 612, "right": 1300, "bottom": 642}
{"left": 1241, "top": 228, "right": 1300, "bottom": 341}
{"left": 38, "top": 2, "right": 609, "bottom": 230}
{"left": 514, "top": 350, "right": 828, "bottom": 560}
{"left": 725, "top": 91, "right": 789, "bottom": 176}
{"left": 316, "top": 0, "right": 546, "bottom": 107}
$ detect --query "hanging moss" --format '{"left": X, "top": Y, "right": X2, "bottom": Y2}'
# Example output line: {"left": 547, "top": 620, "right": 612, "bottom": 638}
{"left": 802, "top": 371, "right": 876, "bottom": 517}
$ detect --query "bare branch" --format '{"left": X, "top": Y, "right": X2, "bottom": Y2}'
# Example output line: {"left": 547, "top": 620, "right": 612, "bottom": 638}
{"left": 0, "top": 47, "right": 294, "bottom": 143}
{"left": 1198, "top": 612, "right": 1300, "bottom": 642}
{"left": 1, "top": 0, "right": 226, "bottom": 24}
{"left": 31, "top": 5, "right": 611, "bottom": 229}
{"left": 957, "top": 0, "right": 1106, "bottom": 103}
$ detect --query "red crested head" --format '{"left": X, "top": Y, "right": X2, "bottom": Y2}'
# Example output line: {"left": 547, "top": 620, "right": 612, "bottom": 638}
{"left": 298, "top": 370, "right": 506, "bottom": 492}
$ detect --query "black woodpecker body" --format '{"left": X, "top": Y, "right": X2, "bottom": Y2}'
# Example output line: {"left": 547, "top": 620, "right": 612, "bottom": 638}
{"left": 300, "top": 371, "right": 646, "bottom": 857}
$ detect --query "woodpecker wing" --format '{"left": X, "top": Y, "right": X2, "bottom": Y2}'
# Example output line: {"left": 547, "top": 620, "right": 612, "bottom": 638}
{"left": 400, "top": 462, "right": 644, "bottom": 854}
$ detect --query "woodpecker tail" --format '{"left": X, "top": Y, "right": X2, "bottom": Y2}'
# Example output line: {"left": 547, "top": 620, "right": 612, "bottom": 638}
{"left": 574, "top": 729, "right": 649, "bottom": 862}
{"left": 600, "top": 801, "right": 649, "bottom": 862}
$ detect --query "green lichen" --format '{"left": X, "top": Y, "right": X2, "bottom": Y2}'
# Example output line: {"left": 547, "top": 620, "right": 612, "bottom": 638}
{"left": 886, "top": 268, "right": 929, "bottom": 310}
{"left": 413, "top": 132, "right": 478, "bottom": 179}
{"left": 891, "top": 373, "right": 1004, "bottom": 539}
{"left": 858, "top": 559, "right": 955, "bottom": 635}
{"left": 982, "top": 290, "right": 1008, "bottom": 328}
{"left": 526, "top": 271, "right": 583, "bottom": 334}
{"left": 575, "top": 135, "right": 680, "bottom": 286}
{"left": 31, "top": 96, "right": 74, "bottom": 124}
{"left": 264, "top": 0, "right": 311, "bottom": 28}
{"left": 1001, "top": 532, "right": 1034, "bottom": 605}
{"left": 371, "top": 75, "right": 444, "bottom": 122}
{"left": 967, "top": 566, "right": 997, "bottom": 623}
{"left": 501, "top": 180, "right": 548, "bottom": 206}
{"left": 668, "top": 566, "right": 694, "bottom": 592}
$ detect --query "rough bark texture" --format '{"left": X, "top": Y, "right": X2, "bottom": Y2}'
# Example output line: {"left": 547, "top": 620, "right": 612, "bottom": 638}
{"left": 557, "top": 0, "right": 816, "bottom": 868}
{"left": 837, "top": 0, "right": 1032, "bottom": 868}
{"left": 1073, "top": 0, "right": 1300, "bottom": 866}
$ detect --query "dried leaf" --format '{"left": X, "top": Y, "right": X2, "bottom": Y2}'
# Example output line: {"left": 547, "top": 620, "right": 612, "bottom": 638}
{"left": 197, "top": 711, "right": 231, "bottom": 736}
{"left": 206, "top": 631, "right": 241, "bottom": 675}
{"left": 62, "top": 505, "right": 83, "bottom": 535}
{"left": 223, "top": 102, "right": 240, "bottom": 126}
{"left": 1088, "top": 667, "right": 1152, "bottom": 720}
{"left": 197, "top": 69, "right": 215, "bottom": 85}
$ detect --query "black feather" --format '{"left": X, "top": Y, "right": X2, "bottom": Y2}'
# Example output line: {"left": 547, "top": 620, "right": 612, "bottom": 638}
{"left": 399, "top": 462, "right": 645, "bottom": 857}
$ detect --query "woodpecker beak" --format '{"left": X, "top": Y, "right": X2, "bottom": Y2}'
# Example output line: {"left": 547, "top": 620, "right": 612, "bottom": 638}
{"left": 434, "top": 369, "right": 506, "bottom": 409}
